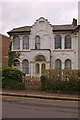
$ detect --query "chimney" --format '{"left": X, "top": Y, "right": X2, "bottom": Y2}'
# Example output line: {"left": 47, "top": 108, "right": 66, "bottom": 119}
{"left": 72, "top": 18, "right": 77, "bottom": 26}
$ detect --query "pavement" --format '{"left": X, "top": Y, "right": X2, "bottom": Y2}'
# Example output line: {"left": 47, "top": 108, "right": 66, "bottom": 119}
{"left": 1, "top": 89, "right": 80, "bottom": 101}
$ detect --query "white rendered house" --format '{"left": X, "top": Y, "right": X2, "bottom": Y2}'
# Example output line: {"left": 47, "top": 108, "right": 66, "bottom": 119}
{"left": 8, "top": 17, "right": 80, "bottom": 78}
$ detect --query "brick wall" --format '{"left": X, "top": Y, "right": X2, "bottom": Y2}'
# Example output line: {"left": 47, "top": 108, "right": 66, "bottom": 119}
{"left": 1, "top": 35, "right": 9, "bottom": 66}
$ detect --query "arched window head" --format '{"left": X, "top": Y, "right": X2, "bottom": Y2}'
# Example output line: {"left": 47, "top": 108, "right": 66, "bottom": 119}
{"left": 55, "top": 35, "right": 61, "bottom": 49}
{"left": 65, "top": 35, "right": 71, "bottom": 49}
{"left": 35, "top": 63, "right": 40, "bottom": 74}
{"left": 55, "top": 59, "right": 61, "bottom": 69}
{"left": 35, "top": 55, "right": 46, "bottom": 61}
{"left": 35, "top": 36, "right": 40, "bottom": 49}
{"left": 22, "top": 59, "right": 29, "bottom": 74}
{"left": 13, "top": 59, "right": 20, "bottom": 66}
{"left": 13, "top": 36, "right": 20, "bottom": 50}
{"left": 23, "top": 36, "right": 29, "bottom": 49}
{"left": 65, "top": 59, "right": 71, "bottom": 69}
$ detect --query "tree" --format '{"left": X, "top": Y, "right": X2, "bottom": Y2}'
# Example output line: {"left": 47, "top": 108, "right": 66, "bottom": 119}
{"left": 8, "top": 40, "right": 20, "bottom": 67}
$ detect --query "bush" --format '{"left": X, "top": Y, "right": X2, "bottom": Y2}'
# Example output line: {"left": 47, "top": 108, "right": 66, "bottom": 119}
{"left": 2, "top": 67, "right": 25, "bottom": 89}
{"left": 41, "top": 69, "right": 80, "bottom": 92}
{"left": 40, "top": 75, "right": 46, "bottom": 90}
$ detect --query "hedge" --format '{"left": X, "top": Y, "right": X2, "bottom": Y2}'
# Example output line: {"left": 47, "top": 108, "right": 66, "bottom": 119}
{"left": 41, "top": 69, "right": 80, "bottom": 92}
{"left": 2, "top": 67, "right": 25, "bottom": 89}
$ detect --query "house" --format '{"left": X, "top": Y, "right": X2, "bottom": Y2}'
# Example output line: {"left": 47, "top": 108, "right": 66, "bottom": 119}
{"left": 7, "top": 17, "right": 79, "bottom": 79}
{"left": 0, "top": 34, "right": 9, "bottom": 67}
{"left": 74, "top": 25, "right": 80, "bottom": 69}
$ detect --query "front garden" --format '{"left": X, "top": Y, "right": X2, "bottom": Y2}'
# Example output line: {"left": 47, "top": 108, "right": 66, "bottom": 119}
{"left": 1, "top": 67, "right": 80, "bottom": 93}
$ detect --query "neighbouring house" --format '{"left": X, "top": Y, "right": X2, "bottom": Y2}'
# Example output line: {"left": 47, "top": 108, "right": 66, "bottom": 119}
{"left": 7, "top": 17, "right": 80, "bottom": 80}
{"left": 0, "top": 34, "right": 9, "bottom": 67}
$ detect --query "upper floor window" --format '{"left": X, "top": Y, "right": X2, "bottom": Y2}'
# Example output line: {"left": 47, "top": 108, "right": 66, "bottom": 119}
{"left": 55, "top": 59, "right": 61, "bottom": 69}
{"left": 65, "top": 59, "right": 71, "bottom": 69}
{"left": 13, "top": 36, "right": 20, "bottom": 50}
{"left": 65, "top": 35, "right": 71, "bottom": 49}
{"left": 35, "top": 36, "right": 40, "bottom": 49}
{"left": 55, "top": 35, "right": 61, "bottom": 49}
{"left": 23, "top": 36, "right": 29, "bottom": 49}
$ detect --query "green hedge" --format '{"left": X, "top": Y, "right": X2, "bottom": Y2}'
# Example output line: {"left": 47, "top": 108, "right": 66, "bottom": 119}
{"left": 41, "top": 69, "right": 80, "bottom": 92}
{"left": 2, "top": 67, "right": 25, "bottom": 89}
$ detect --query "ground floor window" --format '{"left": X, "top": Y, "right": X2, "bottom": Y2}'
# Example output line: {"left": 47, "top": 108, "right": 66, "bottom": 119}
{"left": 35, "top": 63, "right": 46, "bottom": 74}
{"left": 65, "top": 59, "right": 71, "bottom": 69}
{"left": 35, "top": 63, "right": 40, "bottom": 74}
{"left": 13, "top": 59, "right": 20, "bottom": 66}
{"left": 22, "top": 59, "right": 29, "bottom": 74}
{"left": 41, "top": 63, "right": 46, "bottom": 73}
{"left": 55, "top": 59, "right": 61, "bottom": 69}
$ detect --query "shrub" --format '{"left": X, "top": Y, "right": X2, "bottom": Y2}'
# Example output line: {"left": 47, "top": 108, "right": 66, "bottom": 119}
{"left": 40, "top": 75, "right": 46, "bottom": 90}
{"left": 2, "top": 67, "right": 25, "bottom": 89}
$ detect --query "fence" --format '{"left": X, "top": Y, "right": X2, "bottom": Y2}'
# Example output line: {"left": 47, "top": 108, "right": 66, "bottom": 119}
{"left": 25, "top": 76, "right": 41, "bottom": 89}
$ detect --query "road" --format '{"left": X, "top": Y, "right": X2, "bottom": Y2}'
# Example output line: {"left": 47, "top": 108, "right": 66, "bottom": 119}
{"left": 2, "top": 95, "right": 79, "bottom": 118}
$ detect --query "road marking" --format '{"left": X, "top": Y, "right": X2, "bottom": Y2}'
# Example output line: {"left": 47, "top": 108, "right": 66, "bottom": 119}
{"left": 1, "top": 95, "right": 80, "bottom": 103}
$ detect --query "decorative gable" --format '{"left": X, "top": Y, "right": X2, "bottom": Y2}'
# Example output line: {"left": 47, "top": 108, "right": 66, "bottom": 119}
{"left": 30, "top": 17, "right": 53, "bottom": 49}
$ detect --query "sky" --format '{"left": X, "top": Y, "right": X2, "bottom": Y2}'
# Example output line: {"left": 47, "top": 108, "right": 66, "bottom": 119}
{"left": 0, "top": 0, "right": 80, "bottom": 36}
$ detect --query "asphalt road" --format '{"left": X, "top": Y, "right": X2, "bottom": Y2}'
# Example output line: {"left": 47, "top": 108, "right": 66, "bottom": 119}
{"left": 2, "top": 95, "right": 79, "bottom": 118}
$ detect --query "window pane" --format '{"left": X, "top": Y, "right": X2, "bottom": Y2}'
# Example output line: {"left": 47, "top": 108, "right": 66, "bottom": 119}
{"left": 23, "top": 36, "right": 29, "bottom": 49}
{"left": 13, "top": 36, "right": 20, "bottom": 50}
{"left": 35, "top": 63, "right": 39, "bottom": 74}
{"left": 35, "top": 36, "right": 40, "bottom": 49}
{"left": 55, "top": 59, "right": 61, "bottom": 69}
{"left": 65, "top": 59, "right": 71, "bottom": 69}
{"left": 22, "top": 60, "right": 29, "bottom": 74}
{"left": 65, "top": 35, "right": 71, "bottom": 49}
{"left": 41, "top": 63, "right": 45, "bottom": 73}
{"left": 55, "top": 35, "right": 61, "bottom": 49}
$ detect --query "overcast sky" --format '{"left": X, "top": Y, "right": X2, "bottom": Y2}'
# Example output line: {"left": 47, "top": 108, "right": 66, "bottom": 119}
{"left": 0, "top": 0, "right": 80, "bottom": 36}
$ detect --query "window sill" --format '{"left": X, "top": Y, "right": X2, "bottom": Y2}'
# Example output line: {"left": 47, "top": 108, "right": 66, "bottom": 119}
{"left": 12, "top": 49, "right": 31, "bottom": 52}
{"left": 22, "top": 49, "right": 31, "bottom": 52}
{"left": 53, "top": 49, "right": 74, "bottom": 52}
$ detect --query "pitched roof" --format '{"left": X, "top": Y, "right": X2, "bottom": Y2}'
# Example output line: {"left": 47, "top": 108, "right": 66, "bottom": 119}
{"left": 7, "top": 24, "right": 77, "bottom": 35}
{"left": 8, "top": 26, "right": 32, "bottom": 35}
{"left": 74, "top": 25, "right": 80, "bottom": 32}
{"left": 53, "top": 25, "right": 77, "bottom": 31}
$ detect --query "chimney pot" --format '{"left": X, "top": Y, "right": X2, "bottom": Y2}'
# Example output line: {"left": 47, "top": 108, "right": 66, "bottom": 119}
{"left": 72, "top": 18, "right": 77, "bottom": 26}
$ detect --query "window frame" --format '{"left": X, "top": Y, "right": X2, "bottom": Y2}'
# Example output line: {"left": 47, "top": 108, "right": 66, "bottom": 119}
{"left": 22, "top": 59, "right": 29, "bottom": 74}
{"left": 13, "top": 59, "right": 20, "bottom": 66}
{"left": 35, "top": 63, "right": 40, "bottom": 74}
{"left": 55, "top": 35, "right": 61, "bottom": 49}
{"left": 65, "top": 59, "right": 71, "bottom": 69}
{"left": 13, "top": 36, "right": 20, "bottom": 50}
{"left": 65, "top": 35, "right": 71, "bottom": 49}
{"left": 23, "top": 36, "right": 29, "bottom": 49}
{"left": 55, "top": 59, "right": 62, "bottom": 69}
{"left": 35, "top": 36, "right": 40, "bottom": 49}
